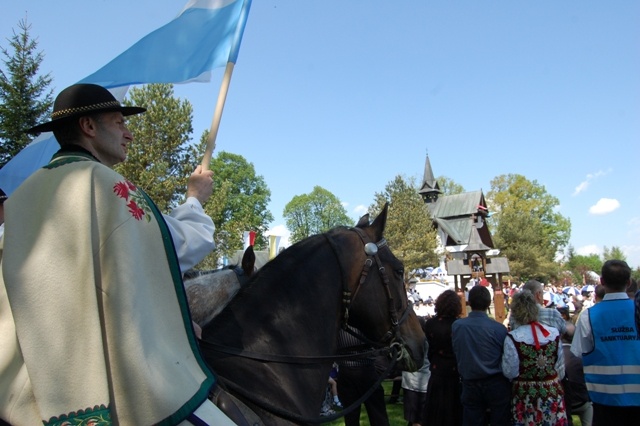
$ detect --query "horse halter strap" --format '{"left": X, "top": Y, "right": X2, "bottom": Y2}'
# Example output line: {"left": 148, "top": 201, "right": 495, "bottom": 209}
{"left": 343, "top": 227, "right": 406, "bottom": 346}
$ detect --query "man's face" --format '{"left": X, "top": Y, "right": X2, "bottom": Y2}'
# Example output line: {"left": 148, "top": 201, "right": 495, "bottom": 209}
{"left": 91, "top": 112, "right": 133, "bottom": 167}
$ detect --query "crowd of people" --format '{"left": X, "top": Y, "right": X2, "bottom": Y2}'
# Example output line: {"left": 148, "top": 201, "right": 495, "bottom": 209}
{"left": 387, "top": 262, "right": 639, "bottom": 426}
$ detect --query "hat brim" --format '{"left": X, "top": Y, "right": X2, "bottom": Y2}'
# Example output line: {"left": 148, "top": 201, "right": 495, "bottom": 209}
{"left": 26, "top": 106, "right": 146, "bottom": 134}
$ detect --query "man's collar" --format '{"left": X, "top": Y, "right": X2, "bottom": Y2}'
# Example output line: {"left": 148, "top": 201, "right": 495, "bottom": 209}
{"left": 56, "top": 144, "right": 101, "bottom": 163}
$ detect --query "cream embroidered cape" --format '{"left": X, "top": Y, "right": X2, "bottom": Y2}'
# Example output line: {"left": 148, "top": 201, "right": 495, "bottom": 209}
{"left": 0, "top": 153, "right": 215, "bottom": 425}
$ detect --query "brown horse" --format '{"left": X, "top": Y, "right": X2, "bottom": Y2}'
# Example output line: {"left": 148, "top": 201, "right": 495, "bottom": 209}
{"left": 199, "top": 204, "right": 425, "bottom": 425}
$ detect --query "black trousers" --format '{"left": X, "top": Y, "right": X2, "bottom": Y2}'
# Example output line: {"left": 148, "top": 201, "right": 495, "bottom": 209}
{"left": 337, "top": 364, "right": 390, "bottom": 426}
{"left": 592, "top": 403, "right": 640, "bottom": 426}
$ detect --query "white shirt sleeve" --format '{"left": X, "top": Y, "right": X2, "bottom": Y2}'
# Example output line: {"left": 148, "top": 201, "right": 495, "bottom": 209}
{"left": 571, "top": 308, "right": 593, "bottom": 358}
{"left": 502, "top": 336, "right": 519, "bottom": 380}
{"left": 555, "top": 338, "right": 565, "bottom": 380}
{"left": 163, "top": 197, "right": 215, "bottom": 274}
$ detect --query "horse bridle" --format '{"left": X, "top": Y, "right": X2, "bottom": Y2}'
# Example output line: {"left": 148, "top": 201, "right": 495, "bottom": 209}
{"left": 336, "top": 227, "right": 414, "bottom": 360}
{"left": 200, "top": 227, "right": 416, "bottom": 425}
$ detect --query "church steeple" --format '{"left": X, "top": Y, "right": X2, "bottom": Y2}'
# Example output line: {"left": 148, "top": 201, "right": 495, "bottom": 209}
{"left": 418, "top": 153, "right": 442, "bottom": 204}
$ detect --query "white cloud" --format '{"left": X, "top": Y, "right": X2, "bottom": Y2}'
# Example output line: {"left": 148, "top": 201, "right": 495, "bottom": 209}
{"left": 573, "top": 169, "right": 612, "bottom": 196}
{"left": 353, "top": 204, "right": 368, "bottom": 217}
{"left": 266, "top": 224, "right": 290, "bottom": 248}
{"left": 572, "top": 181, "right": 589, "bottom": 196}
{"left": 576, "top": 244, "right": 600, "bottom": 257}
{"left": 589, "top": 198, "right": 620, "bottom": 215}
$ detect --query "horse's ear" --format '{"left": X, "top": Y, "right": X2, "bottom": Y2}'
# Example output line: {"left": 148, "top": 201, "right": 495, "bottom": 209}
{"left": 241, "top": 245, "right": 256, "bottom": 277}
{"left": 370, "top": 203, "right": 389, "bottom": 239}
{"left": 356, "top": 213, "right": 370, "bottom": 228}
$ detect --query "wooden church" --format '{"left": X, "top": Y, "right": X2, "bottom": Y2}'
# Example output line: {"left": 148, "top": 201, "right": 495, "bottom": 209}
{"left": 418, "top": 155, "right": 510, "bottom": 321}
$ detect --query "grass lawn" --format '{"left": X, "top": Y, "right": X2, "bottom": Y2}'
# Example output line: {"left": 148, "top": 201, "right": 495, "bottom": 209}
{"left": 320, "top": 381, "right": 403, "bottom": 426}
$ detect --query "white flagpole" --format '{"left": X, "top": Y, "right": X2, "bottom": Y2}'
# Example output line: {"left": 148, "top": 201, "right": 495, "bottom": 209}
{"left": 201, "top": 61, "right": 234, "bottom": 170}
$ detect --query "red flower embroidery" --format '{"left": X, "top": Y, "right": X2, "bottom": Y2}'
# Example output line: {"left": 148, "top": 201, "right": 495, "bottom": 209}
{"left": 127, "top": 200, "right": 145, "bottom": 220}
{"left": 113, "top": 181, "right": 130, "bottom": 200}
{"left": 114, "top": 179, "right": 151, "bottom": 221}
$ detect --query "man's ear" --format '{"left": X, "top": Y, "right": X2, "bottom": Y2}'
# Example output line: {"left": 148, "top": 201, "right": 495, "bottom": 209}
{"left": 78, "top": 116, "right": 98, "bottom": 137}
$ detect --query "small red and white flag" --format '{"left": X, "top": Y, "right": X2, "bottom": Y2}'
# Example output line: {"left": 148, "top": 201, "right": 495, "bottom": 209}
{"left": 243, "top": 230, "right": 256, "bottom": 250}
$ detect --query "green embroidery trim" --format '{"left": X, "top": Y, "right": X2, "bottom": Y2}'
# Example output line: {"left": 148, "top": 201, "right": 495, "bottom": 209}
{"left": 44, "top": 404, "right": 111, "bottom": 426}
{"left": 140, "top": 189, "right": 216, "bottom": 425}
{"left": 44, "top": 155, "right": 94, "bottom": 170}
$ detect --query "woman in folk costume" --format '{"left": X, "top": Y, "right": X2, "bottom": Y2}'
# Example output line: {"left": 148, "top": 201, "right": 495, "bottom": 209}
{"left": 502, "top": 289, "right": 568, "bottom": 426}
{"left": 0, "top": 84, "right": 235, "bottom": 425}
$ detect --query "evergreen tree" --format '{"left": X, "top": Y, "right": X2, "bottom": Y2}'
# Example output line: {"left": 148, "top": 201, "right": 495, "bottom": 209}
{"left": 369, "top": 175, "right": 439, "bottom": 275}
{"left": 0, "top": 18, "right": 53, "bottom": 168}
{"left": 118, "top": 83, "right": 196, "bottom": 211}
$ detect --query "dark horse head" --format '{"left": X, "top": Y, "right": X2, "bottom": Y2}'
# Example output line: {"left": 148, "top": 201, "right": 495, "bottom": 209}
{"left": 200, "top": 204, "right": 425, "bottom": 425}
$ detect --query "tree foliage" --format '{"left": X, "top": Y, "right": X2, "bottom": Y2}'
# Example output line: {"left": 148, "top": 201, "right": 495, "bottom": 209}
{"left": 0, "top": 18, "right": 52, "bottom": 168}
{"left": 487, "top": 174, "right": 570, "bottom": 282}
{"left": 564, "top": 246, "right": 603, "bottom": 285}
{"left": 196, "top": 149, "right": 273, "bottom": 268}
{"left": 436, "top": 175, "right": 465, "bottom": 196}
{"left": 602, "top": 245, "right": 626, "bottom": 263}
{"left": 118, "top": 84, "right": 196, "bottom": 211}
{"left": 283, "top": 186, "right": 351, "bottom": 244}
{"left": 116, "top": 85, "right": 272, "bottom": 270}
{"left": 369, "top": 175, "right": 439, "bottom": 276}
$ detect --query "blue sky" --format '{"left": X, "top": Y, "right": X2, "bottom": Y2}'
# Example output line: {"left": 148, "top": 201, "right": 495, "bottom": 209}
{"left": 3, "top": 1, "right": 639, "bottom": 267}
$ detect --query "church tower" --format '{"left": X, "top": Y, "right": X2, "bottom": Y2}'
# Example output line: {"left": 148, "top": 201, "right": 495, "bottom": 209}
{"left": 418, "top": 154, "right": 442, "bottom": 204}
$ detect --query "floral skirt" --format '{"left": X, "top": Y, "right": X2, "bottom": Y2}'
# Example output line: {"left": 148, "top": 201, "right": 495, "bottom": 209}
{"left": 511, "top": 378, "right": 568, "bottom": 426}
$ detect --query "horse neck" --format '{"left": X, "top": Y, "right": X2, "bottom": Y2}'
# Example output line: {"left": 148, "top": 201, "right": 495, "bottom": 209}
{"left": 203, "top": 241, "right": 346, "bottom": 419}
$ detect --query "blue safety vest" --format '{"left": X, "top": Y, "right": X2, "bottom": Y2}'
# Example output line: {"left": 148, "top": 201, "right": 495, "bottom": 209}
{"left": 583, "top": 299, "right": 640, "bottom": 406}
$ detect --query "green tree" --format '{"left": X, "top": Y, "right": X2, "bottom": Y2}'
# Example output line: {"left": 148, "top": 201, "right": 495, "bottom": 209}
{"left": 196, "top": 150, "right": 273, "bottom": 268}
{"left": 602, "top": 245, "right": 627, "bottom": 263}
{"left": 117, "top": 84, "right": 196, "bottom": 211}
{"left": 0, "top": 18, "right": 53, "bottom": 167}
{"left": 565, "top": 247, "right": 602, "bottom": 285}
{"left": 436, "top": 175, "right": 465, "bottom": 195}
{"left": 283, "top": 186, "right": 351, "bottom": 244}
{"left": 369, "top": 175, "right": 439, "bottom": 275}
{"left": 492, "top": 208, "right": 556, "bottom": 281}
{"left": 487, "top": 174, "right": 571, "bottom": 282}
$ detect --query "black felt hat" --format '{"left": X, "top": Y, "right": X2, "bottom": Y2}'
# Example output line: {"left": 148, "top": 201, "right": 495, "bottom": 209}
{"left": 26, "top": 84, "right": 146, "bottom": 134}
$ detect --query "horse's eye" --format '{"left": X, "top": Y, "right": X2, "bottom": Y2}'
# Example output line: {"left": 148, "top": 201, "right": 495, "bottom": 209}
{"left": 395, "top": 268, "right": 404, "bottom": 279}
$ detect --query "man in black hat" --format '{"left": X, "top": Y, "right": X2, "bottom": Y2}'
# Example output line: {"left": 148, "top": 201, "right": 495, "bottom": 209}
{"left": 0, "top": 84, "right": 234, "bottom": 425}
{"left": 28, "top": 84, "right": 216, "bottom": 275}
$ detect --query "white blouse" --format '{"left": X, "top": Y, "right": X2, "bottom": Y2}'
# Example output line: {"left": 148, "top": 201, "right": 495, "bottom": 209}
{"left": 502, "top": 322, "right": 565, "bottom": 381}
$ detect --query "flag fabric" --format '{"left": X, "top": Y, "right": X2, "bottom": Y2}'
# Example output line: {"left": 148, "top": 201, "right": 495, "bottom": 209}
{"left": 79, "top": 0, "right": 252, "bottom": 89}
{"left": 0, "top": 1, "right": 252, "bottom": 195}
{"left": 0, "top": 134, "right": 60, "bottom": 195}
{"left": 243, "top": 231, "right": 256, "bottom": 250}
{"left": 268, "top": 235, "right": 281, "bottom": 260}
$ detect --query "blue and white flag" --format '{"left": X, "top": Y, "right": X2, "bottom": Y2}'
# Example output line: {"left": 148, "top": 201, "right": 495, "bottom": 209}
{"left": 80, "top": 0, "right": 252, "bottom": 88}
{"left": 0, "top": 0, "right": 252, "bottom": 195}
{"left": 0, "top": 134, "right": 60, "bottom": 195}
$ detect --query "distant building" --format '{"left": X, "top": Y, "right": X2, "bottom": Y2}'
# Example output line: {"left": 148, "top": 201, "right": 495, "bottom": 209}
{"left": 418, "top": 154, "right": 510, "bottom": 321}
